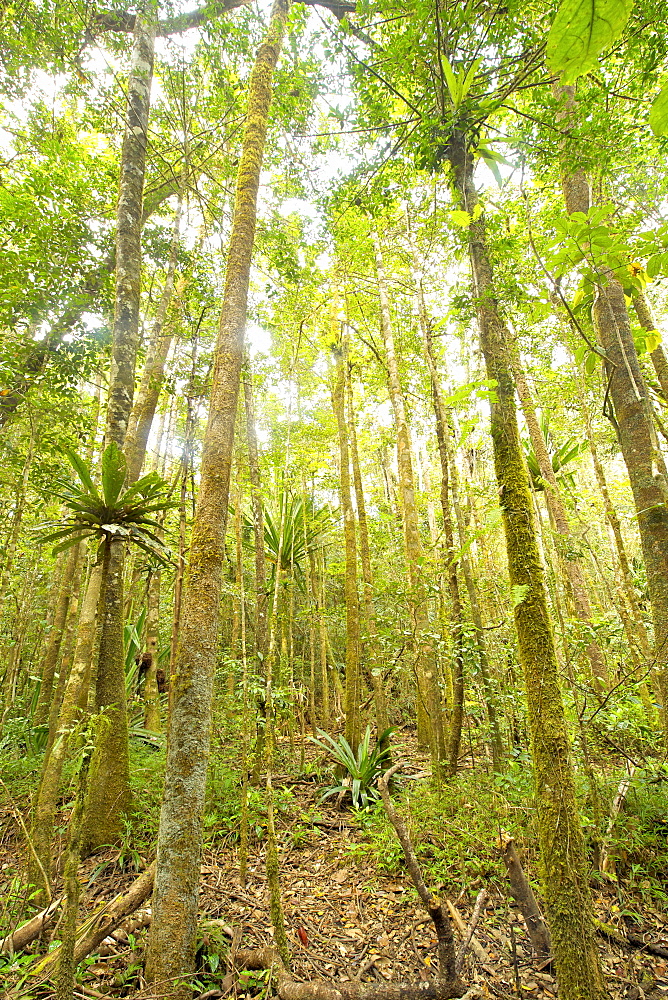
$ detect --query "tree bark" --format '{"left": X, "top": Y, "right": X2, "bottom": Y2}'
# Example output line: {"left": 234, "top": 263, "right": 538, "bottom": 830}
{"left": 144, "top": 2, "right": 290, "bottom": 988}
{"left": 331, "top": 331, "right": 362, "bottom": 753}
{"left": 410, "top": 250, "right": 466, "bottom": 776}
{"left": 510, "top": 354, "right": 609, "bottom": 691}
{"left": 81, "top": 7, "right": 157, "bottom": 852}
{"left": 556, "top": 90, "right": 668, "bottom": 741}
{"left": 372, "top": 232, "right": 444, "bottom": 760}
{"left": 124, "top": 196, "right": 183, "bottom": 484}
{"left": 244, "top": 357, "right": 269, "bottom": 663}
{"left": 347, "top": 364, "right": 390, "bottom": 737}
{"left": 448, "top": 134, "right": 607, "bottom": 1000}
{"left": 34, "top": 543, "right": 82, "bottom": 727}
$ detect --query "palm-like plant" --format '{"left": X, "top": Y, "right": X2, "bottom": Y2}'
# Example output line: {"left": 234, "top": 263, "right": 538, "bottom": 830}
{"left": 241, "top": 490, "right": 333, "bottom": 590}
{"left": 38, "top": 443, "right": 174, "bottom": 563}
{"left": 309, "top": 725, "right": 395, "bottom": 809}
{"left": 522, "top": 410, "right": 587, "bottom": 494}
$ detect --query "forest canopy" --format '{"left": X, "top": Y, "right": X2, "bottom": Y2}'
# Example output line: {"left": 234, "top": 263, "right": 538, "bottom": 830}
{"left": 1, "top": 1, "right": 668, "bottom": 999}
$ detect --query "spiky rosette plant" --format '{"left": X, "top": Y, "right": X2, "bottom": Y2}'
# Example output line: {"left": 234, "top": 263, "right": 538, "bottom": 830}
{"left": 38, "top": 443, "right": 174, "bottom": 564}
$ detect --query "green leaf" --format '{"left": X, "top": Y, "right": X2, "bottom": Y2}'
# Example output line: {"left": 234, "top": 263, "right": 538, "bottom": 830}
{"left": 460, "top": 57, "right": 482, "bottom": 100}
{"left": 440, "top": 55, "right": 462, "bottom": 108}
{"left": 449, "top": 209, "right": 472, "bottom": 228}
{"left": 584, "top": 352, "right": 598, "bottom": 374}
{"left": 649, "top": 82, "right": 668, "bottom": 137}
{"left": 101, "top": 443, "right": 128, "bottom": 507}
{"left": 546, "top": 0, "right": 634, "bottom": 83}
{"left": 65, "top": 449, "right": 101, "bottom": 503}
{"left": 511, "top": 584, "right": 529, "bottom": 608}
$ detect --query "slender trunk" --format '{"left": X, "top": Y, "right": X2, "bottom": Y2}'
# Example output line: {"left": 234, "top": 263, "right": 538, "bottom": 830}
{"left": 556, "top": 87, "right": 668, "bottom": 740}
{"left": 244, "top": 360, "right": 268, "bottom": 662}
{"left": 448, "top": 135, "right": 606, "bottom": 1000}
{"left": 511, "top": 354, "right": 608, "bottom": 691}
{"left": 0, "top": 427, "right": 35, "bottom": 603}
{"left": 634, "top": 292, "right": 668, "bottom": 401}
{"left": 346, "top": 367, "right": 389, "bottom": 737}
{"left": 46, "top": 550, "right": 85, "bottom": 752}
{"left": 143, "top": 569, "right": 162, "bottom": 730}
{"left": 34, "top": 543, "right": 82, "bottom": 727}
{"left": 145, "top": 3, "right": 290, "bottom": 987}
{"left": 125, "top": 197, "right": 184, "bottom": 484}
{"left": 81, "top": 8, "right": 157, "bottom": 851}
{"left": 372, "top": 233, "right": 444, "bottom": 759}
{"left": 410, "top": 249, "right": 466, "bottom": 775}
{"left": 30, "top": 561, "right": 103, "bottom": 897}
{"left": 331, "top": 335, "right": 362, "bottom": 753}
{"left": 170, "top": 334, "right": 199, "bottom": 678}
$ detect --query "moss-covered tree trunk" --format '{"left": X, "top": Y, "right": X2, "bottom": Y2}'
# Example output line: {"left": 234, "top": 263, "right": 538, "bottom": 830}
{"left": 448, "top": 135, "right": 607, "bottom": 1000}
{"left": 124, "top": 195, "right": 183, "bottom": 484}
{"left": 331, "top": 334, "right": 362, "bottom": 753}
{"left": 34, "top": 542, "right": 82, "bottom": 727}
{"left": 556, "top": 99, "right": 668, "bottom": 741}
{"left": 30, "top": 561, "right": 103, "bottom": 897}
{"left": 510, "top": 354, "right": 608, "bottom": 692}
{"left": 144, "top": 2, "right": 289, "bottom": 988}
{"left": 80, "top": 7, "right": 156, "bottom": 853}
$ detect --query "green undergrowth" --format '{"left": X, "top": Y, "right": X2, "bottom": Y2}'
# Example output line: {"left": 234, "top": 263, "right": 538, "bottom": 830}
{"left": 345, "top": 757, "right": 668, "bottom": 911}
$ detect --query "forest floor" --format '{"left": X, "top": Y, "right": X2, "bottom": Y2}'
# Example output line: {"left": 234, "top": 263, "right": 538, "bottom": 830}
{"left": 1, "top": 730, "right": 668, "bottom": 1000}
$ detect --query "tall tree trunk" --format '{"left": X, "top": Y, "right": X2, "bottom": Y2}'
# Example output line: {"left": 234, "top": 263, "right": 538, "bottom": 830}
{"left": 556, "top": 89, "right": 668, "bottom": 742}
{"left": 409, "top": 247, "right": 465, "bottom": 775}
{"left": 331, "top": 333, "right": 362, "bottom": 753}
{"left": 510, "top": 354, "right": 609, "bottom": 692}
{"left": 448, "top": 135, "right": 606, "bottom": 1000}
{"left": 81, "top": 7, "right": 156, "bottom": 854}
{"left": 143, "top": 568, "right": 162, "bottom": 731}
{"left": 372, "top": 232, "right": 444, "bottom": 760}
{"left": 144, "top": 2, "right": 290, "bottom": 987}
{"left": 34, "top": 543, "right": 82, "bottom": 727}
{"left": 346, "top": 366, "right": 389, "bottom": 737}
{"left": 0, "top": 425, "right": 35, "bottom": 604}
{"left": 633, "top": 292, "right": 668, "bottom": 401}
{"left": 244, "top": 358, "right": 269, "bottom": 663}
{"left": 30, "top": 561, "right": 104, "bottom": 897}
{"left": 124, "top": 196, "right": 184, "bottom": 484}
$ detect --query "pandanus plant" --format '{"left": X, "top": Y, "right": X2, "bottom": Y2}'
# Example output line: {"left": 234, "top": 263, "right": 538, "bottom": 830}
{"left": 241, "top": 489, "right": 334, "bottom": 591}
{"left": 39, "top": 443, "right": 174, "bottom": 563}
{"left": 522, "top": 410, "right": 587, "bottom": 494}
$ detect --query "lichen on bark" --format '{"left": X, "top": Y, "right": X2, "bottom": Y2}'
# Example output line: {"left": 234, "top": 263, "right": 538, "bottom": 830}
{"left": 144, "top": 0, "right": 290, "bottom": 989}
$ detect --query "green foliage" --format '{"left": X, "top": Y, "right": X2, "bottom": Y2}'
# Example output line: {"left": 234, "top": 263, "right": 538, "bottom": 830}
{"left": 37, "top": 443, "right": 174, "bottom": 562}
{"left": 649, "top": 81, "right": 668, "bottom": 136}
{"left": 521, "top": 410, "right": 587, "bottom": 493}
{"left": 547, "top": 0, "right": 634, "bottom": 83}
{"left": 309, "top": 725, "right": 395, "bottom": 809}
{"left": 241, "top": 489, "right": 333, "bottom": 590}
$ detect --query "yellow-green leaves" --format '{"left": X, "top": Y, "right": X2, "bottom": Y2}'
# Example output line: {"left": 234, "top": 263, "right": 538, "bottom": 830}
{"left": 449, "top": 204, "right": 483, "bottom": 228}
{"left": 546, "top": 0, "right": 634, "bottom": 83}
{"left": 440, "top": 55, "right": 481, "bottom": 109}
{"left": 649, "top": 82, "right": 668, "bottom": 136}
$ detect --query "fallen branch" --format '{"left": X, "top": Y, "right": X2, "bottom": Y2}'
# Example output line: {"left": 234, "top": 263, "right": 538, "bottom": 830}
{"left": 600, "top": 763, "right": 635, "bottom": 874}
{"left": 377, "top": 764, "right": 462, "bottom": 990}
{"left": 455, "top": 889, "right": 487, "bottom": 973}
{"left": 30, "top": 861, "right": 155, "bottom": 975}
{"left": 595, "top": 919, "right": 668, "bottom": 959}
{"left": 0, "top": 896, "right": 63, "bottom": 953}
{"left": 499, "top": 833, "right": 550, "bottom": 957}
{"left": 445, "top": 902, "right": 489, "bottom": 966}
{"left": 235, "top": 946, "right": 468, "bottom": 1000}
